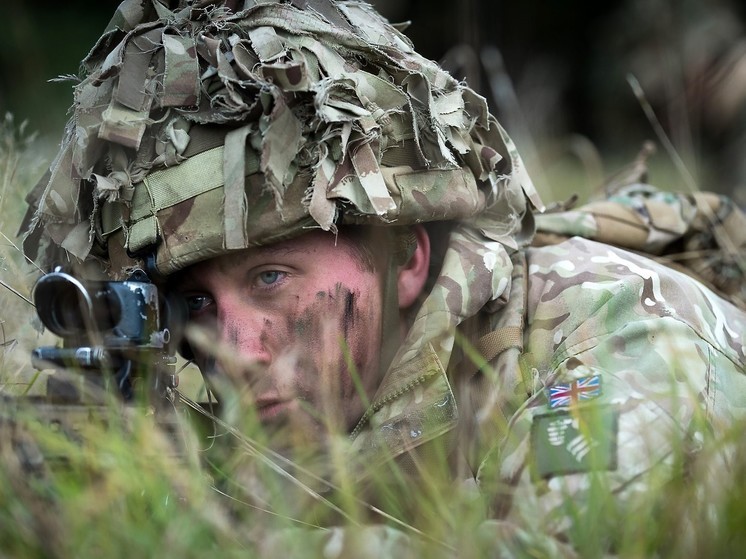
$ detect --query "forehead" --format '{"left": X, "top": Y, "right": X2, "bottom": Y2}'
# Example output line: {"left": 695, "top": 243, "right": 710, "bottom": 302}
{"left": 170, "top": 229, "right": 381, "bottom": 284}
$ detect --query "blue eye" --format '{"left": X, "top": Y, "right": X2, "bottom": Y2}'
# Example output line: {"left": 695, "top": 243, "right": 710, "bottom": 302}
{"left": 258, "top": 271, "right": 281, "bottom": 285}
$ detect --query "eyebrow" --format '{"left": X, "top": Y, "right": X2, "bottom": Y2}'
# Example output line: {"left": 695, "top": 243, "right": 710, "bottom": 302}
{"left": 168, "top": 243, "right": 303, "bottom": 290}
{"left": 220, "top": 243, "right": 303, "bottom": 270}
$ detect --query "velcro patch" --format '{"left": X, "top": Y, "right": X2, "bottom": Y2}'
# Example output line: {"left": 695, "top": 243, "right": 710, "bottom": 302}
{"left": 530, "top": 404, "right": 618, "bottom": 480}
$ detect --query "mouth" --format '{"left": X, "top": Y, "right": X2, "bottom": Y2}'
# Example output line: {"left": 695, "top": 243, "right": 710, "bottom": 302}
{"left": 255, "top": 397, "right": 291, "bottom": 423}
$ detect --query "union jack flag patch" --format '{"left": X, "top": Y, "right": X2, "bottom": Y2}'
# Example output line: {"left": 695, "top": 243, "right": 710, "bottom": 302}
{"left": 547, "top": 375, "right": 602, "bottom": 408}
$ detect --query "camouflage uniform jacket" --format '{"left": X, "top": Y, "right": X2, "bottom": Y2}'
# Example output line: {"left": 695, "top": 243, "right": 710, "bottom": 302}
{"left": 348, "top": 234, "right": 746, "bottom": 543}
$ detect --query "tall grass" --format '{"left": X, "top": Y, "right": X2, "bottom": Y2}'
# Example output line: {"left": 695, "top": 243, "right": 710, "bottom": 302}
{"left": 1, "top": 117, "right": 746, "bottom": 558}
{"left": 0, "top": 114, "right": 49, "bottom": 397}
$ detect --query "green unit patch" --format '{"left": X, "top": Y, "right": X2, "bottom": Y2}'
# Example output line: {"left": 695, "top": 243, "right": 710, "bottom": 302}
{"left": 530, "top": 404, "right": 619, "bottom": 480}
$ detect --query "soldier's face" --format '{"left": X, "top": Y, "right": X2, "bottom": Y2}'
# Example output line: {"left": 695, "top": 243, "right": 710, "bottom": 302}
{"left": 170, "top": 230, "right": 388, "bottom": 440}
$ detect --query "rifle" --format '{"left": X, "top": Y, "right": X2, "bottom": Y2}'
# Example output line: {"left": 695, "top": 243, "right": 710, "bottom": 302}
{"left": 17, "top": 266, "right": 190, "bottom": 467}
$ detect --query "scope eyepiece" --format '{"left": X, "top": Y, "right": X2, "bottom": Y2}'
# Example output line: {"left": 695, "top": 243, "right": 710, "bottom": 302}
{"left": 32, "top": 269, "right": 160, "bottom": 347}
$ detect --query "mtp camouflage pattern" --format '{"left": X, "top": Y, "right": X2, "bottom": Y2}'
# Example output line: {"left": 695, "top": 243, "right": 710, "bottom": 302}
{"left": 481, "top": 237, "right": 746, "bottom": 534}
{"left": 534, "top": 177, "right": 746, "bottom": 311}
{"left": 20, "top": 0, "right": 539, "bottom": 278}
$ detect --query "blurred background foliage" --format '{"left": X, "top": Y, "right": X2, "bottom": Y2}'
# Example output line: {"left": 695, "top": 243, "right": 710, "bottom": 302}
{"left": 2, "top": 0, "right": 746, "bottom": 205}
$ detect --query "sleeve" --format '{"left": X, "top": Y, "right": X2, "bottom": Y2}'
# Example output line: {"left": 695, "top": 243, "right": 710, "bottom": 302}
{"left": 474, "top": 239, "right": 746, "bottom": 554}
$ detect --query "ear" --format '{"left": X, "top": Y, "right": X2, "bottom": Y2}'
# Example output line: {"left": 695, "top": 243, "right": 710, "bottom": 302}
{"left": 397, "top": 225, "right": 431, "bottom": 309}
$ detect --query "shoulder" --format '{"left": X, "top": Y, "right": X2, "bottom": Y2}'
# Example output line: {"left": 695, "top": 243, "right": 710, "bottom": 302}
{"left": 527, "top": 235, "right": 684, "bottom": 282}
{"left": 523, "top": 236, "right": 746, "bottom": 367}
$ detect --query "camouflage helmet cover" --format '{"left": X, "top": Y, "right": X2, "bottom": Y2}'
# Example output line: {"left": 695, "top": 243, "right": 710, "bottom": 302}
{"left": 21, "top": 0, "right": 541, "bottom": 277}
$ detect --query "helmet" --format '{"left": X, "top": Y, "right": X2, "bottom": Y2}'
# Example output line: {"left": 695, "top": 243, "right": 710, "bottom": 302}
{"left": 21, "top": 0, "right": 541, "bottom": 279}
{"left": 21, "top": 0, "right": 546, "bottom": 466}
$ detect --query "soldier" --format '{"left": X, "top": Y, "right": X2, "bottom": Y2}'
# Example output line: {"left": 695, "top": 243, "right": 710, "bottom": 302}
{"left": 19, "top": 0, "right": 746, "bottom": 555}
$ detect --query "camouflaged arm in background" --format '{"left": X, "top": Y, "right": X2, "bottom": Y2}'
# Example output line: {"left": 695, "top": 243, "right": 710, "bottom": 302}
{"left": 533, "top": 182, "right": 746, "bottom": 310}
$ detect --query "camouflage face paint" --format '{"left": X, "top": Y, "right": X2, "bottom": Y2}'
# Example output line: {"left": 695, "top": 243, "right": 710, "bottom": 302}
{"left": 168, "top": 231, "right": 386, "bottom": 450}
